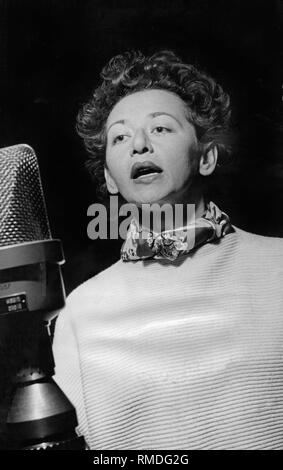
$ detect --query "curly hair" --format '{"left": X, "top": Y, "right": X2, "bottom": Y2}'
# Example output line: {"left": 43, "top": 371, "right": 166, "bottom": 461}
{"left": 77, "top": 50, "right": 231, "bottom": 199}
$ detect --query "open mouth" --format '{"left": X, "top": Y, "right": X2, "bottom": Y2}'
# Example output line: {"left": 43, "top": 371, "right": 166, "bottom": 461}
{"left": 131, "top": 161, "right": 163, "bottom": 180}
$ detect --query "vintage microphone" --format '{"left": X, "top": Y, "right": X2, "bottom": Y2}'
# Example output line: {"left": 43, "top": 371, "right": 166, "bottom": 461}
{"left": 0, "top": 144, "right": 87, "bottom": 449}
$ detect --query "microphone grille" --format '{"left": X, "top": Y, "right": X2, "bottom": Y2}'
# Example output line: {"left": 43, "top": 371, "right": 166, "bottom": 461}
{"left": 0, "top": 144, "right": 51, "bottom": 247}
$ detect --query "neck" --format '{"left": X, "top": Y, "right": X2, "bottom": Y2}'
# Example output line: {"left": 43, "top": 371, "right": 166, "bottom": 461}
{"left": 135, "top": 195, "right": 206, "bottom": 233}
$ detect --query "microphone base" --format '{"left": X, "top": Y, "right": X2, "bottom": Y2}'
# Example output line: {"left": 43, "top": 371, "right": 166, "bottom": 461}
{"left": 0, "top": 318, "right": 88, "bottom": 450}
{"left": 23, "top": 435, "right": 87, "bottom": 450}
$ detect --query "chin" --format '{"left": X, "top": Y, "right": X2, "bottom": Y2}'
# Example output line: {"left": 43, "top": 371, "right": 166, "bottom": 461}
{"left": 126, "top": 186, "right": 173, "bottom": 206}
{"left": 131, "top": 194, "right": 172, "bottom": 206}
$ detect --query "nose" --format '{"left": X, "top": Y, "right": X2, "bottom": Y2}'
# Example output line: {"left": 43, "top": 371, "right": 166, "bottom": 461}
{"left": 131, "top": 128, "right": 153, "bottom": 156}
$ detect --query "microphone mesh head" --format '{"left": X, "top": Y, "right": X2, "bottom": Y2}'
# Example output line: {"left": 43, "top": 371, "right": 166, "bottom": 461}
{"left": 0, "top": 144, "right": 51, "bottom": 246}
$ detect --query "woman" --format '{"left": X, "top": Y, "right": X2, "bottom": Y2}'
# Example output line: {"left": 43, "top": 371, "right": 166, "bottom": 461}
{"left": 53, "top": 50, "right": 283, "bottom": 449}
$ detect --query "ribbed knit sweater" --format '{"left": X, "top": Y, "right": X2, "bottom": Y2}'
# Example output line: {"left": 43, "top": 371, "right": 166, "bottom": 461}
{"left": 53, "top": 227, "right": 283, "bottom": 450}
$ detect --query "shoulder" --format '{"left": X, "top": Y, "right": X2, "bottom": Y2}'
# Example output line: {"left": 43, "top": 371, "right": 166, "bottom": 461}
{"left": 58, "top": 259, "right": 132, "bottom": 324}
{"left": 233, "top": 226, "right": 283, "bottom": 254}
{"left": 230, "top": 226, "right": 283, "bottom": 276}
{"left": 66, "top": 259, "right": 121, "bottom": 297}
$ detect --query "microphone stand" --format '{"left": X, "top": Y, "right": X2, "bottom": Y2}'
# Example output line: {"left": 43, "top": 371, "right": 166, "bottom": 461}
{"left": 0, "top": 240, "right": 87, "bottom": 450}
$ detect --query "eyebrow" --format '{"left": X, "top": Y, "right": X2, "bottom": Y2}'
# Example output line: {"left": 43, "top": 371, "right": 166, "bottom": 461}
{"left": 107, "top": 119, "right": 126, "bottom": 133}
{"left": 107, "top": 112, "right": 183, "bottom": 133}
{"left": 149, "top": 112, "right": 183, "bottom": 127}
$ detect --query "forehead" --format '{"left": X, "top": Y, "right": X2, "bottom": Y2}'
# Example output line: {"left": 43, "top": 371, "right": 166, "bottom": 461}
{"left": 106, "top": 89, "right": 187, "bottom": 124}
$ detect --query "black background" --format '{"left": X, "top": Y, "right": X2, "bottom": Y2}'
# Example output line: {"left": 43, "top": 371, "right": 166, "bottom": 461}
{"left": 0, "top": 0, "right": 283, "bottom": 294}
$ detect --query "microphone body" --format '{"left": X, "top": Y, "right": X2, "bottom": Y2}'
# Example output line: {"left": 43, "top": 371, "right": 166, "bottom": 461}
{"left": 0, "top": 144, "right": 86, "bottom": 449}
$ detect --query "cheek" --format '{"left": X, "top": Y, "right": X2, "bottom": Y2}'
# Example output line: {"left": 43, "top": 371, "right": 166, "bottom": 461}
{"left": 179, "top": 140, "right": 199, "bottom": 167}
{"left": 105, "top": 150, "right": 118, "bottom": 173}
{"left": 105, "top": 149, "right": 111, "bottom": 170}
{"left": 167, "top": 145, "right": 192, "bottom": 170}
{"left": 105, "top": 158, "right": 128, "bottom": 188}
{"left": 168, "top": 150, "right": 198, "bottom": 184}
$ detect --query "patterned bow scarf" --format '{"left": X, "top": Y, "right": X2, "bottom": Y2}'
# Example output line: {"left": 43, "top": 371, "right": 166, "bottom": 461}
{"left": 121, "top": 201, "right": 233, "bottom": 262}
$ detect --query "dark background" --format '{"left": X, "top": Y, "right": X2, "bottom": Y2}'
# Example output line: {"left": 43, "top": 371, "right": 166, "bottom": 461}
{"left": 0, "top": 0, "right": 283, "bottom": 294}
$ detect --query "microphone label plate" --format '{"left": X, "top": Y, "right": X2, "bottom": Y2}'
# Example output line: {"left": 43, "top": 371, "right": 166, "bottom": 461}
{"left": 0, "top": 293, "right": 28, "bottom": 315}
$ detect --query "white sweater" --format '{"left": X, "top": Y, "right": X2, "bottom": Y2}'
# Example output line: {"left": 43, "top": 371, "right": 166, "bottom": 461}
{"left": 53, "top": 227, "right": 283, "bottom": 450}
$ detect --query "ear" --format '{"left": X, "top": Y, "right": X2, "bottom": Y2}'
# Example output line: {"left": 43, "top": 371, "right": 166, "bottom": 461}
{"left": 104, "top": 167, "right": 119, "bottom": 194}
{"left": 199, "top": 144, "right": 218, "bottom": 176}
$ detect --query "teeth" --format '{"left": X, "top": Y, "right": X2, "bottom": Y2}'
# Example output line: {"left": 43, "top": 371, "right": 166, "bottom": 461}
{"left": 135, "top": 168, "right": 156, "bottom": 179}
{"left": 133, "top": 167, "right": 162, "bottom": 179}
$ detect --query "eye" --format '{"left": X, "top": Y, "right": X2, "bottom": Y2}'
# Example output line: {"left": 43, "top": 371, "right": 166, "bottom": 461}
{"left": 152, "top": 126, "right": 171, "bottom": 134}
{"left": 113, "top": 134, "right": 127, "bottom": 145}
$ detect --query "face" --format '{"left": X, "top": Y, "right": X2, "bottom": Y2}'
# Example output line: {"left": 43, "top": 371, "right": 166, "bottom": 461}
{"left": 105, "top": 89, "right": 200, "bottom": 205}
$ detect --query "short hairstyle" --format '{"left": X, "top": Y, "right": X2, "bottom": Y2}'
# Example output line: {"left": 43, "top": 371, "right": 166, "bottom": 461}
{"left": 77, "top": 50, "right": 231, "bottom": 199}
